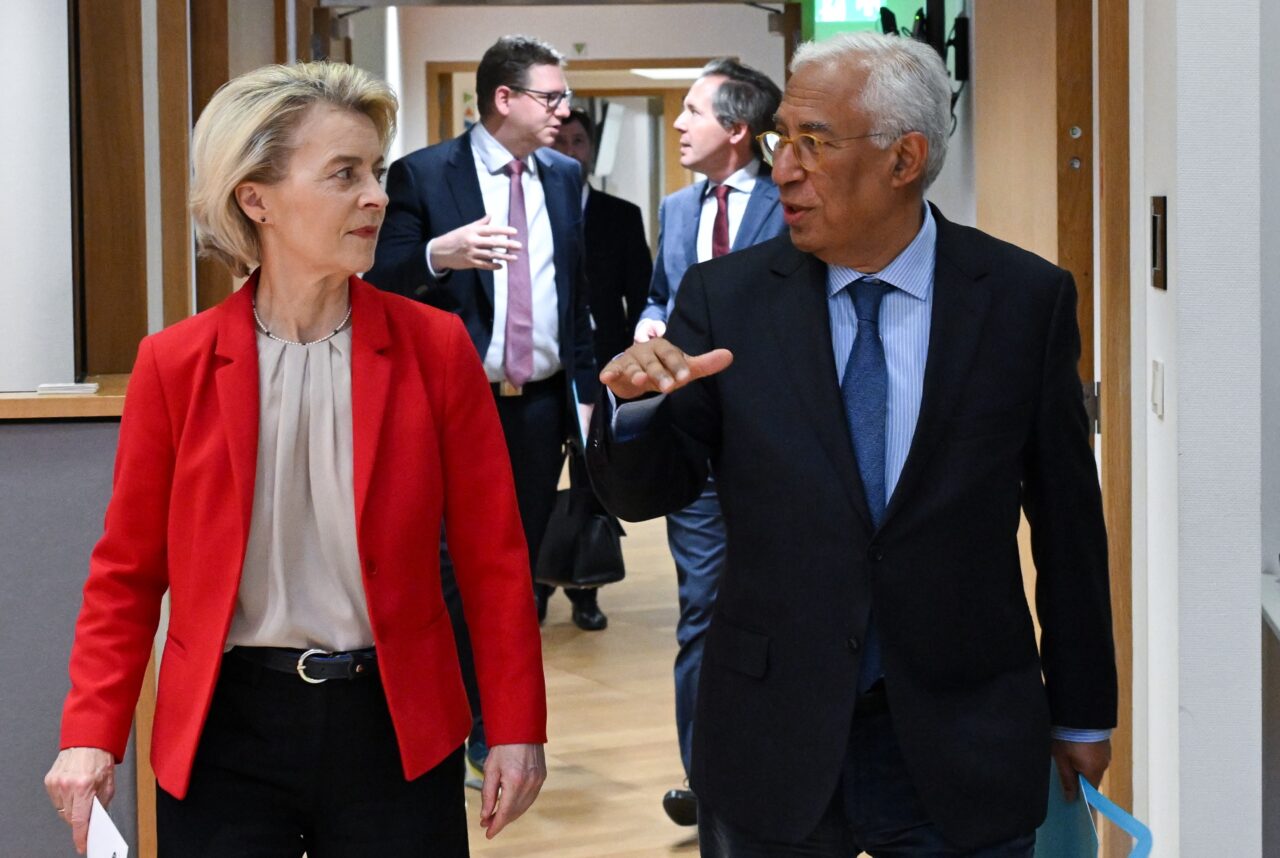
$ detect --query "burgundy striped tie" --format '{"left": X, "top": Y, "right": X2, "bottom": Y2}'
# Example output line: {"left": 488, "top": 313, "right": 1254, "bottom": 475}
{"left": 503, "top": 159, "right": 534, "bottom": 389}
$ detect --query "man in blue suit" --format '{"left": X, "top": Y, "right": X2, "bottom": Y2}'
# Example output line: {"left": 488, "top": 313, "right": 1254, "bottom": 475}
{"left": 632, "top": 58, "right": 785, "bottom": 828}
{"left": 365, "top": 35, "right": 598, "bottom": 783}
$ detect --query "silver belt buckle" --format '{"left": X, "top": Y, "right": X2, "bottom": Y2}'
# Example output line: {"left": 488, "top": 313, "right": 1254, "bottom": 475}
{"left": 296, "top": 648, "right": 330, "bottom": 684}
{"left": 498, "top": 380, "right": 523, "bottom": 397}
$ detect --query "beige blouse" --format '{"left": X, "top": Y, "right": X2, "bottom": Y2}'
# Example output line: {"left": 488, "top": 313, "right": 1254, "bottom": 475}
{"left": 224, "top": 327, "right": 373, "bottom": 652}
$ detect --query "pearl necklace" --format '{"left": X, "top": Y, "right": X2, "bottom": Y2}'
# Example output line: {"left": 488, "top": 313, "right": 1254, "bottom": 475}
{"left": 252, "top": 300, "right": 352, "bottom": 346}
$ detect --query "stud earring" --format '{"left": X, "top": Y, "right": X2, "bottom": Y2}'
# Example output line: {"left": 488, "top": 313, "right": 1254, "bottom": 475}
{"left": 260, "top": 216, "right": 267, "bottom": 223}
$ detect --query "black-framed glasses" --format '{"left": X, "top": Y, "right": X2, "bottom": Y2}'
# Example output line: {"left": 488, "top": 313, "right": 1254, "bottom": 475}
{"left": 509, "top": 86, "right": 574, "bottom": 111}
{"left": 756, "top": 130, "right": 892, "bottom": 171}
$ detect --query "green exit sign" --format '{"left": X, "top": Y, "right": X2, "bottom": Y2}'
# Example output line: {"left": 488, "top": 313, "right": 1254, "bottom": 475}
{"left": 802, "top": 0, "right": 883, "bottom": 40}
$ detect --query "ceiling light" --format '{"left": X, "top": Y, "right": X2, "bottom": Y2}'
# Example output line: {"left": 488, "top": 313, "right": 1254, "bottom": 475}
{"left": 628, "top": 68, "right": 704, "bottom": 80}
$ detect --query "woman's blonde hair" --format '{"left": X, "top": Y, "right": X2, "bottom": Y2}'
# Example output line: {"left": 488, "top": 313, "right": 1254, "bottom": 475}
{"left": 190, "top": 62, "right": 398, "bottom": 276}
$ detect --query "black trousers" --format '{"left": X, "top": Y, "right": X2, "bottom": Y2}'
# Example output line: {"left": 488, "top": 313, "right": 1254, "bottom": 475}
{"left": 156, "top": 654, "right": 468, "bottom": 857}
{"left": 698, "top": 701, "right": 1036, "bottom": 857}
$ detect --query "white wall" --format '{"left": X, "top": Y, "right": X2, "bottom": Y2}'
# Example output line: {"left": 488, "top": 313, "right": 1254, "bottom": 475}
{"left": 596, "top": 97, "right": 657, "bottom": 240}
{"left": 1261, "top": 0, "right": 1280, "bottom": 584}
{"left": 2, "top": 2, "right": 74, "bottom": 390}
{"left": 925, "top": 0, "right": 975, "bottom": 226}
{"left": 1259, "top": 0, "right": 1280, "bottom": 850}
{"left": 1131, "top": 0, "right": 1180, "bottom": 840}
{"left": 927, "top": 69, "right": 974, "bottom": 226}
{"left": 1132, "top": 0, "right": 1263, "bottom": 853}
{"left": 349, "top": 7, "right": 390, "bottom": 88}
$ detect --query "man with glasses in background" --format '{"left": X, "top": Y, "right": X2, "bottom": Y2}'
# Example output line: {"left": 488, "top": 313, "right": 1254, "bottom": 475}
{"left": 631, "top": 57, "right": 784, "bottom": 830}
{"left": 589, "top": 32, "right": 1115, "bottom": 856}
{"left": 367, "top": 34, "right": 597, "bottom": 787}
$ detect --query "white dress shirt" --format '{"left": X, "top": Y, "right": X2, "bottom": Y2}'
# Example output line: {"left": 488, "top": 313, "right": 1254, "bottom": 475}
{"left": 427, "top": 122, "right": 562, "bottom": 383}
{"left": 695, "top": 159, "right": 761, "bottom": 262}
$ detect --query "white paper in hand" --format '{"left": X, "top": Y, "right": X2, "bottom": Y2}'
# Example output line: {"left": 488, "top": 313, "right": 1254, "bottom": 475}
{"left": 87, "top": 796, "right": 129, "bottom": 858}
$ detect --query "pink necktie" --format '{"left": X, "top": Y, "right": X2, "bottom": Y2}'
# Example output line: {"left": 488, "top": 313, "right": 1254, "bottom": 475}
{"left": 503, "top": 159, "right": 534, "bottom": 389}
{"left": 711, "top": 183, "right": 732, "bottom": 258}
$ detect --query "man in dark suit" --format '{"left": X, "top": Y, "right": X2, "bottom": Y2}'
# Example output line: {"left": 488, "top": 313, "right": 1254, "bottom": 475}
{"left": 552, "top": 109, "right": 654, "bottom": 372}
{"left": 365, "top": 34, "right": 599, "bottom": 783}
{"left": 631, "top": 58, "right": 785, "bottom": 827}
{"left": 588, "top": 32, "right": 1115, "bottom": 856}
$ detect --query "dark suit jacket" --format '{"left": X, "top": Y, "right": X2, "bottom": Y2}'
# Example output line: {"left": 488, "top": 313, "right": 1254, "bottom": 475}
{"left": 365, "top": 128, "right": 598, "bottom": 413}
{"left": 582, "top": 187, "right": 652, "bottom": 368}
{"left": 638, "top": 171, "right": 784, "bottom": 326}
{"left": 61, "top": 276, "right": 546, "bottom": 799}
{"left": 587, "top": 207, "right": 1116, "bottom": 849}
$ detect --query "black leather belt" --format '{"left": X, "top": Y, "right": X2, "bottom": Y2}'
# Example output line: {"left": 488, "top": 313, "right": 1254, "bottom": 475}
{"left": 853, "top": 680, "right": 889, "bottom": 718}
{"left": 228, "top": 646, "right": 378, "bottom": 684}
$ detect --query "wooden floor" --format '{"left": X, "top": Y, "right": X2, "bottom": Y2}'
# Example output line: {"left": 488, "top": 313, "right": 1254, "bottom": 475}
{"left": 467, "top": 516, "right": 701, "bottom": 857}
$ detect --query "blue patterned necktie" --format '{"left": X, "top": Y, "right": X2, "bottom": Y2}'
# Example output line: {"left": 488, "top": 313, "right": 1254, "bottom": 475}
{"left": 842, "top": 277, "right": 889, "bottom": 693}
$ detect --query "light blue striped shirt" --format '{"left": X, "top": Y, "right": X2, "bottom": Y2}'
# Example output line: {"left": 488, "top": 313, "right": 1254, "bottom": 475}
{"left": 827, "top": 204, "right": 936, "bottom": 504}
{"left": 613, "top": 205, "right": 1109, "bottom": 743}
{"left": 827, "top": 205, "right": 1108, "bottom": 744}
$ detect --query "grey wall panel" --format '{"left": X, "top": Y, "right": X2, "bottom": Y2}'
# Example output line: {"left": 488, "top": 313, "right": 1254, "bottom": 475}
{"left": 0, "top": 420, "right": 137, "bottom": 855}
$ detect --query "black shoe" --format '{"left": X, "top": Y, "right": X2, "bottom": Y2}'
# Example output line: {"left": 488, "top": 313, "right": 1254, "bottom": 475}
{"left": 662, "top": 787, "right": 698, "bottom": 826}
{"left": 571, "top": 601, "right": 608, "bottom": 631}
{"left": 535, "top": 590, "right": 548, "bottom": 625}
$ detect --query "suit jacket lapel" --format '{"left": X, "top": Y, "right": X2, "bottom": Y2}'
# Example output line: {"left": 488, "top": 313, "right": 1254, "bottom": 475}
{"left": 682, "top": 180, "right": 707, "bottom": 274}
{"left": 444, "top": 131, "right": 494, "bottom": 307}
{"left": 349, "top": 278, "right": 393, "bottom": 532}
{"left": 534, "top": 151, "right": 573, "bottom": 319}
{"left": 733, "top": 175, "right": 780, "bottom": 251}
{"left": 881, "top": 210, "right": 993, "bottom": 528}
{"left": 213, "top": 277, "right": 260, "bottom": 542}
{"left": 763, "top": 242, "right": 872, "bottom": 529}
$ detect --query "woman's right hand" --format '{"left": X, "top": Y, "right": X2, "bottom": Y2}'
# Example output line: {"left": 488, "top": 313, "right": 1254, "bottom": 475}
{"left": 45, "top": 746, "right": 116, "bottom": 855}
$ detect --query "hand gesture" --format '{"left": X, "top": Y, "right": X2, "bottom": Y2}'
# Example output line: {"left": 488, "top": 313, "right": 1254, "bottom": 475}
{"left": 429, "top": 215, "right": 521, "bottom": 272}
{"left": 479, "top": 742, "right": 547, "bottom": 839}
{"left": 633, "top": 318, "right": 667, "bottom": 343}
{"left": 45, "top": 746, "right": 116, "bottom": 854}
{"left": 600, "top": 338, "right": 733, "bottom": 400}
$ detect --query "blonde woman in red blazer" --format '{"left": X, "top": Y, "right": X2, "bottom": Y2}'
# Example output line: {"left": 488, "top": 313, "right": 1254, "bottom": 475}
{"left": 44, "top": 63, "right": 546, "bottom": 856}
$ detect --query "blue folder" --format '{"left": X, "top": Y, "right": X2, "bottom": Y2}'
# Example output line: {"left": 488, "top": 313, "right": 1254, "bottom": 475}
{"left": 1034, "top": 763, "right": 1152, "bottom": 858}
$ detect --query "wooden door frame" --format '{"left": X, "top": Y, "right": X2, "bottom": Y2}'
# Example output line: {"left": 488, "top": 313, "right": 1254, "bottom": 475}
{"left": 1056, "top": 1, "right": 1134, "bottom": 844}
{"left": 1096, "top": 1, "right": 1133, "bottom": 850}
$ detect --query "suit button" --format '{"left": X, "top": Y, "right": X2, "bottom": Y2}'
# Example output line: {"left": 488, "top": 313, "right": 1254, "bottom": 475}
{"left": 367, "top": 561, "right": 378, "bottom": 576}
{"left": 847, "top": 637, "right": 860, "bottom": 653}
{"left": 869, "top": 547, "right": 884, "bottom": 562}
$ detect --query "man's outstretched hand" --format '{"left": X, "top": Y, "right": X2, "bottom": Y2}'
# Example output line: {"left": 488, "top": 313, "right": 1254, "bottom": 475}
{"left": 599, "top": 338, "right": 733, "bottom": 400}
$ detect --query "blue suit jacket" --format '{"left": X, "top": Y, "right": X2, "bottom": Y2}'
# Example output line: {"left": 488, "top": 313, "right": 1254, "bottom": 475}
{"left": 639, "top": 171, "right": 786, "bottom": 325}
{"left": 365, "top": 128, "right": 598, "bottom": 405}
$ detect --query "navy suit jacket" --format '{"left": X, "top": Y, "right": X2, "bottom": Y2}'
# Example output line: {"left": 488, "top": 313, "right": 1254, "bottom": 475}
{"left": 365, "top": 128, "right": 598, "bottom": 409}
{"left": 588, "top": 207, "right": 1115, "bottom": 849}
{"left": 639, "top": 171, "right": 785, "bottom": 326}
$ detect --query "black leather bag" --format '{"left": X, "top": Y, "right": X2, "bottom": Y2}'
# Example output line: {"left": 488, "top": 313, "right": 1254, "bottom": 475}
{"left": 534, "top": 452, "right": 626, "bottom": 589}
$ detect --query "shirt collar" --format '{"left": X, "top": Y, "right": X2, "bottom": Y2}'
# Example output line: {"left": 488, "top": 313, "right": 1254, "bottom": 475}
{"left": 825, "top": 203, "right": 936, "bottom": 300}
{"left": 705, "top": 158, "right": 761, "bottom": 198}
{"left": 471, "top": 121, "right": 537, "bottom": 178}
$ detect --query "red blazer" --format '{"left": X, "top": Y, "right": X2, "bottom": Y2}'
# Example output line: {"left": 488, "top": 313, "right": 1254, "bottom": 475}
{"left": 59, "top": 275, "right": 546, "bottom": 798}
